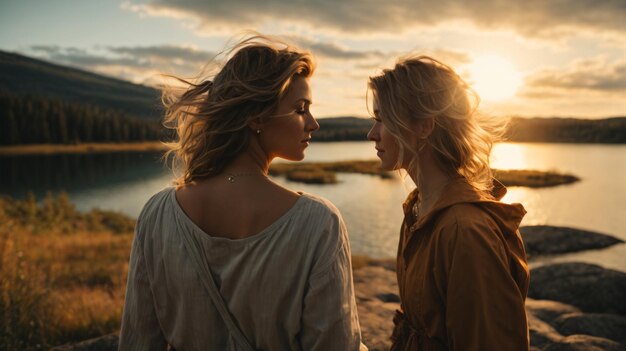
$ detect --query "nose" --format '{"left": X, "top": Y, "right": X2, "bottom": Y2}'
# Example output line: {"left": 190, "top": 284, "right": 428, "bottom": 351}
{"left": 306, "top": 113, "right": 320, "bottom": 132}
{"left": 367, "top": 121, "right": 380, "bottom": 142}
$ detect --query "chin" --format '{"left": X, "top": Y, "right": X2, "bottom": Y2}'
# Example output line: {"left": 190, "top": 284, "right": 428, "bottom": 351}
{"left": 281, "top": 152, "right": 305, "bottom": 162}
{"left": 380, "top": 157, "right": 404, "bottom": 171}
{"left": 375, "top": 155, "right": 392, "bottom": 171}
{"left": 380, "top": 162, "right": 396, "bottom": 171}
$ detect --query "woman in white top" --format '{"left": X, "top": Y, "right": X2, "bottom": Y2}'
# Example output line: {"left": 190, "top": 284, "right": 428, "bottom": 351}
{"left": 118, "top": 35, "right": 365, "bottom": 350}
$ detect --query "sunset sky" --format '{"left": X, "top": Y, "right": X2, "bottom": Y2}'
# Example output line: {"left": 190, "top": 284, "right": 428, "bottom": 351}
{"left": 1, "top": 0, "right": 625, "bottom": 119}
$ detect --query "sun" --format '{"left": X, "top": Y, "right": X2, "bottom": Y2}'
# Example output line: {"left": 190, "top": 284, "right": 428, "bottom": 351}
{"left": 467, "top": 55, "right": 522, "bottom": 101}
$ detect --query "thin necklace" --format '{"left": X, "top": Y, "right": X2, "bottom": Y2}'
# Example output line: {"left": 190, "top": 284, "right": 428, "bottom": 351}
{"left": 226, "top": 171, "right": 268, "bottom": 183}
{"left": 412, "top": 180, "right": 449, "bottom": 218}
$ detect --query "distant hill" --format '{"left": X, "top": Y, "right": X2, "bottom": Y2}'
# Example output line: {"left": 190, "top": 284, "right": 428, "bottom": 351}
{"left": 316, "top": 116, "right": 626, "bottom": 144}
{"left": 316, "top": 117, "right": 373, "bottom": 141}
{"left": 507, "top": 117, "right": 626, "bottom": 144}
{"left": 0, "top": 50, "right": 161, "bottom": 120}
{"left": 0, "top": 50, "right": 624, "bottom": 145}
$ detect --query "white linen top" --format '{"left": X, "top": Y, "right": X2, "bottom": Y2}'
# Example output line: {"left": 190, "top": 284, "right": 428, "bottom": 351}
{"left": 118, "top": 187, "right": 364, "bottom": 351}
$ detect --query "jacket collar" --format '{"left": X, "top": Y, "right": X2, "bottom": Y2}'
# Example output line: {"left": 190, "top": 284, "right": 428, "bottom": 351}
{"left": 402, "top": 176, "right": 511, "bottom": 232}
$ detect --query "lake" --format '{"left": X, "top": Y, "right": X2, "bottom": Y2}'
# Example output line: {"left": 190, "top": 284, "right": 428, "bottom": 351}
{"left": 1, "top": 141, "right": 625, "bottom": 271}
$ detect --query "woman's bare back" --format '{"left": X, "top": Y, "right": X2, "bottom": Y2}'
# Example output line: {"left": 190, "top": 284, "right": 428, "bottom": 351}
{"left": 174, "top": 176, "right": 301, "bottom": 240}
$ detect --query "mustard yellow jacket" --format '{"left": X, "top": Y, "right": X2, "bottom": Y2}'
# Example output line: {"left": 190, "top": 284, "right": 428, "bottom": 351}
{"left": 391, "top": 177, "right": 530, "bottom": 351}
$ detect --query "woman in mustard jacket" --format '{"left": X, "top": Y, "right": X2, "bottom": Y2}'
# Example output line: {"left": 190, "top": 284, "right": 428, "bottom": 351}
{"left": 367, "top": 56, "right": 530, "bottom": 350}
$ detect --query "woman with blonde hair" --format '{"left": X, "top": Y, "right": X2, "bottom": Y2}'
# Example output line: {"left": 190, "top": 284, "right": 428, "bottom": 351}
{"left": 119, "top": 35, "right": 365, "bottom": 350}
{"left": 367, "top": 56, "right": 529, "bottom": 350}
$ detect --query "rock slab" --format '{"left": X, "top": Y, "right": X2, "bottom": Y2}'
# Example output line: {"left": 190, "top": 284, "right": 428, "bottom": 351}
{"left": 529, "top": 262, "right": 626, "bottom": 316}
{"left": 520, "top": 225, "right": 624, "bottom": 257}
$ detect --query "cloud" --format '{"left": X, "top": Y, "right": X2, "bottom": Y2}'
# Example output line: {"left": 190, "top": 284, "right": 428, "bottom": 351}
{"left": 107, "top": 45, "right": 216, "bottom": 63}
{"left": 28, "top": 44, "right": 217, "bottom": 84}
{"left": 124, "top": 0, "right": 626, "bottom": 39}
{"left": 523, "top": 57, "right": 626, "bottom": 96}
{"left": 30, "top": 45, "right": 150, "bottom": 68}
{"left": 284, "top": 36, "right": 387, "bottom": 61}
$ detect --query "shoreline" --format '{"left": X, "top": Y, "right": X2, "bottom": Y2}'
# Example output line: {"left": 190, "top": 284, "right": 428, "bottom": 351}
{"left": 0, "top": 143, "right": 579, "bottom": 188}
{"left": 0, "top": 142, "right": 168, "bottom": 155}
{"left": 2, "top": 139, "right": 625, "bottom": 156}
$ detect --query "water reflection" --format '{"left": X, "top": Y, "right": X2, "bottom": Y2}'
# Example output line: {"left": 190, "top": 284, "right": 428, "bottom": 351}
{"left": 1, "top": 142, "right": 625, "bottom": 270}
{"left": 0, "top": 152, "right": 167, "bottom": 199}
{"left": 491, "top": 143, "right": 528, "bottom": 170}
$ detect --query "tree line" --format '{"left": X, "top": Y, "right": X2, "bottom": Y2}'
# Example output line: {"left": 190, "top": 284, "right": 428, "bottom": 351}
{"left": 0, "top": 91, "right": 167, "bottom": 145}
{"left": 505, "top": 117, "right": 626, "bottom": 144}
{"left": 1, "top": 90, "right": 624, "bottom": 145}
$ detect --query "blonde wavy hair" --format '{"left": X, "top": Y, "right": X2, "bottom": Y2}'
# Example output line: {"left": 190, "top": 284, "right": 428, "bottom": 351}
{"left": 162, "top": 35, "right": 315, "bottom": 187}
{"left": 368, "top": 55, "right": 507, "bottom": 194}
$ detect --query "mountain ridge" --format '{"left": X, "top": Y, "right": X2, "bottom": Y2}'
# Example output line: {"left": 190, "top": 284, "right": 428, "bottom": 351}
{"left": 0, "top": 50, "right": 162, "bottom": 120}
{"left": 1, "top": 49, "right": 624, "bottom": 144}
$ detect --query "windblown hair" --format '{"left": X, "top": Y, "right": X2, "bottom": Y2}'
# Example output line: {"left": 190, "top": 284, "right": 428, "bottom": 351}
{"left": 162, "top": 34, "right": 315, "bottom": 187}
{"left": 368, "top": 55, "right": 506, "bottom": 194}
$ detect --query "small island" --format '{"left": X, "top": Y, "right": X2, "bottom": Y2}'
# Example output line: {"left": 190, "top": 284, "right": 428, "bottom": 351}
{"left": 270, "top": 160, "right": 579, "bottom": 188}
{"left": 269, "top": 160, "right": 392, "bottom": 184}
{"left": 492, "top": 169, "right": 579, "bottom": 188}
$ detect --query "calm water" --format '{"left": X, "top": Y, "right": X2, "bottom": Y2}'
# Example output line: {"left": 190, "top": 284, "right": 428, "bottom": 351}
{"left": 1, "top": 142, "right": 625, "bottom": 271}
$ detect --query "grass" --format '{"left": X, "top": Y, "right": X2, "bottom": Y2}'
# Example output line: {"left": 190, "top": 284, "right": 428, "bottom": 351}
{"left": 493, "top": 169, "right": 580, "bottom": 188}
{"left": 0, "top": 142, "right": 167, "bottom": 156}
{"left": 286, "top": 170, "right": 337, "bottom": 184}
{"left": 0, "top": 193, "right": 133, "bottom": 350}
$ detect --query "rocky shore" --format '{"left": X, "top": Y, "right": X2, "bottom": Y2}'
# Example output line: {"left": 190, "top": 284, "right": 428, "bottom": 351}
{"left": 355, "top": 262, "right": 626, "bottom": 351}
{"left": 51, "top": 226, "right": 625, "bottom": 351}
{"left": 354, "top": 226, "right": 626, "bottom": 351}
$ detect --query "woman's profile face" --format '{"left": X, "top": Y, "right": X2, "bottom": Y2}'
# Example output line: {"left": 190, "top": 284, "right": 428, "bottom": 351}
{"left": 367, "top": 98, "right": 402, "bottom": 171}
{"left": 260, "top": 75, "right": 319, "bottom": 161}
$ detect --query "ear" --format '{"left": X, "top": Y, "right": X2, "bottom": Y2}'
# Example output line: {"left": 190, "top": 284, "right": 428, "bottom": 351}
{"left": 414, "top": 118, "right": 434, "bottom": 139}
{"left": 247, "top": 117, "right": 263, "bottom": 131}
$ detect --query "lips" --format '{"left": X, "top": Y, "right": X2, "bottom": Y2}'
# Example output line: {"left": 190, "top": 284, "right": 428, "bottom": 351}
{"left": 301, "top": 137, "right": 312, "bottom": 143}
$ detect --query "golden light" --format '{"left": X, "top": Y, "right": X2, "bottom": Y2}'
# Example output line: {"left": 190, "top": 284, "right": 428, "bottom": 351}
{"left": 491, "top": 143, "right": 528, "bottom": 170}
{"left": 467, "top": 55, "right": 522, "bottom": 101}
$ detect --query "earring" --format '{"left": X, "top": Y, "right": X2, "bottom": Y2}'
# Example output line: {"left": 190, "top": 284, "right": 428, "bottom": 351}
{"left": 256, "top": 129, "right": 261, "bottom": 135}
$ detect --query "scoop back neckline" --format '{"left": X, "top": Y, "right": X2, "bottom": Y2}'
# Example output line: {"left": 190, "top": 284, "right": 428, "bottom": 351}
{"left": 168, "top": 187, "right": 310, "bottom": 244}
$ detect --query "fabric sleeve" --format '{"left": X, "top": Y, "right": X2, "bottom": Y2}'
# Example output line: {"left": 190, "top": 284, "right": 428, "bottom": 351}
{"left": 299, "top": 214, "right": 365, "bottom": 351}
{"left": 118, "top": 221, "right": 168, "bottom": 351}
{"left": 441, "top": 221, "right": 529, "bottom": 351}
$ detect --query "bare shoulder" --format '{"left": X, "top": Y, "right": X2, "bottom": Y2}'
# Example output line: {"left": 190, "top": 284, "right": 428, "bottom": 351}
{"left": 174, "top": 182, "right": 207, "bottom": 220}
{"left": 254, "top": 180, "right": 342, "bottom": 217}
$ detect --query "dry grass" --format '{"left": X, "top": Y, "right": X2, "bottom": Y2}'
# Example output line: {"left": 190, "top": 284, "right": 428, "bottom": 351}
{"left": 0, "top": 142, "right": 167, "bottom": 156}
{"left": 270, "top": 160, "right": 392, "bottom": 184}
{"left": 493, "top": 169, "right": 579, "bottom": 188}
{"left": 286, "top": 170, "right": 337, "bottom": 184}
{"left": 0, "top": 194, "right": 132, "bottom": 350}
